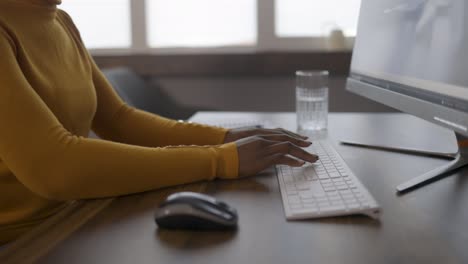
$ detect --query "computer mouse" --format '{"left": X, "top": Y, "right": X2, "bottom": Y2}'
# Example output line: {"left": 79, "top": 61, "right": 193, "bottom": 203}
{"left": 154, "top": 192, "right": 238, "bottom": 230}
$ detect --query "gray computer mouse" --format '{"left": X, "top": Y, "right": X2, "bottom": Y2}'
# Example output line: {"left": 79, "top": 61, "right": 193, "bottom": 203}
{"left": 154, "top": 192, "right": 238, "bottom": 230}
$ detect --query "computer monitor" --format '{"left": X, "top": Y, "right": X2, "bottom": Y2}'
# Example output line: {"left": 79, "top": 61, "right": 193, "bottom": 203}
{"left": 346, "top": 0, "right": 468, "bottom": 192}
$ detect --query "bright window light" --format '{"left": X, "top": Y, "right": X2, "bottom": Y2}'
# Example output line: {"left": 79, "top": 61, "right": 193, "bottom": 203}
{"left": 275, "top": 0, "right": 362, "bottom": 37}
{"left": 60, "top": 0, "right": 131, "bottom": 49}
{"left": 146, "top": 0, "right": 257, "bottom": 48}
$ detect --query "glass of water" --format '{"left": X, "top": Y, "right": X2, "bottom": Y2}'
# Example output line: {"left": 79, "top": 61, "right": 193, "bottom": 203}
{"left": 296, "top": 70, "right": 329, "bottom": 132}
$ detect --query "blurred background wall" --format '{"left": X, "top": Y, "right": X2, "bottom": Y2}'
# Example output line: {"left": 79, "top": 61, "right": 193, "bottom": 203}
{"left": 63, "top": 0, "right": 394, "bottom": 115}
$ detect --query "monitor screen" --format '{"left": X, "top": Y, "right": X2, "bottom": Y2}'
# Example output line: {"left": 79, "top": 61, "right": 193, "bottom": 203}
{"left": 350, "top": 0, "right": 468, "bottom": 113}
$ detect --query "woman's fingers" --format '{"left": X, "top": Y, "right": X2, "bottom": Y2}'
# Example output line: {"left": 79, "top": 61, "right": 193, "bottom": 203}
{"left": 273, "top": 154, "right": 305, "bottom": 167}
{"left": 276, "top": 128, "right": 308, "bottom": 140}
{"left": 257, "top": 128, "right": 308, "bottom": 140}
{"left": 266, "top": 142, "right": 319, "bottom": 163}
{"left": 235, "top": 134, "right": 317, "bottom": 178}
{"left": 257, "top": 134, "right": 312, "bottom": 147}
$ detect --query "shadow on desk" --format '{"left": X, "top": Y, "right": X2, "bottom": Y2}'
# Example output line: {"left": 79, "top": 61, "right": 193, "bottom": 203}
{"left": 297, "top": 214, "right": 382, "bottom": 228}
{"left": 156, "top": 229, "right": 237, "bottom": 250}
{"left": 208, "top": 177, "right": 271, "bottom": 193}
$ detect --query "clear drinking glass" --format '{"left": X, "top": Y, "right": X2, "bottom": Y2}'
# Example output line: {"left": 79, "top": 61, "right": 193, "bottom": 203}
{"left": 296, "top": 70, "right": 329, "bottom": 132}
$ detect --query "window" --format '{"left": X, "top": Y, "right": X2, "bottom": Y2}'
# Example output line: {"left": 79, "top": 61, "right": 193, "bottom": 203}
{"left": 275, "top": 0, "right": 362, "bottom": 37}
{"left": 60, "top": 0, "right": 131, "bottom": 49}
{"left": 146, "top": 0, "right": 257, "bottom": 48}
{"left": 59, "top": 0, "right": 362, "bottom": 52}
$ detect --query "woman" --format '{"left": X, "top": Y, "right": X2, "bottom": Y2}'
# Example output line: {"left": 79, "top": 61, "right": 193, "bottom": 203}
{"left": 0, "top": 0, "right": 317, "bottom": 245}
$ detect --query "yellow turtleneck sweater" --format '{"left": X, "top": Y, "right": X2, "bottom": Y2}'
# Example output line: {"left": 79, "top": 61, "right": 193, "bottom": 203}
{"left": 0, "top": 0, "right": 238, "bottom": 244}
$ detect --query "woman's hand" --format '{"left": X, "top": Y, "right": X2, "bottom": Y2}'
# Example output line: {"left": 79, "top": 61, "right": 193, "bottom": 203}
{"left": 224, "top": 127, "right": 308, "bottom": 143}
{"left": 234, "top": 134, "right": 319, "bottom": 177}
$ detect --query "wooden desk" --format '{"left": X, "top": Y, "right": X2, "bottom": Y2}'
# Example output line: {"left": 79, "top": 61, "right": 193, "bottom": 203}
{"left": 5, "top": 112, "right": 468, "bottom": 264}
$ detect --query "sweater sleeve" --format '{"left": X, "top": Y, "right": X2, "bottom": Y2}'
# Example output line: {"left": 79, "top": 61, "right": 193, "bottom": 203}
{"left": 58, "top": 10, "right": 228, "bottom": 148}
{"left": 90, "top": 59, "right": 230, "bottom": 147}
{"left": 0, "top": 28, "right": 239, "bottom": 202}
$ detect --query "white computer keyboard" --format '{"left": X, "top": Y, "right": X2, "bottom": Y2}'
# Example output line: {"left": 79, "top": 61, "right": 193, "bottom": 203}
{"left": 277, "top": 140, "right": 380, "bottom": 220}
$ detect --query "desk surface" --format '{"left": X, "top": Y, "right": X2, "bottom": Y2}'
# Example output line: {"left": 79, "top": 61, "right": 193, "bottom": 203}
{"left": 10, "top": 112, "right": 468, "bottom": 264}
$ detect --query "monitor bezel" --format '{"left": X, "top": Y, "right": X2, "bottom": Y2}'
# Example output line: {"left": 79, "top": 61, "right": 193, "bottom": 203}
{"left": 346, "top": 75, "right": 468, "bottom": 137}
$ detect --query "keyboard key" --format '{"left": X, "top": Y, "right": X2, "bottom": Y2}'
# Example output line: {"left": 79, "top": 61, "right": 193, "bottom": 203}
{"left": 347, "top": 203, "right": 360, "bottom": 209}
{"left": 288, "top": 196, "right": 300, "bottom": 204}
{"left": 315, "top": 197, "right": 328, "bottom": 203}
{"left": 317, "top": 201, "right": 330, "bottom": 207}
{"left": 318, "top": 174, "right": 329, "bottom": 180}
{"left": 320, "top": 205, "right": 346, "bottom": 211}
{"left": 331, "top": 200, "right": 344, "bottom": 206}
{"left": 328, "top": 196, "right": 341, "bottom": 202}
{"left": 295, "top": 182, "right": 310, "bottom": 190}
{"left": 301, "top": 198, "right": 315, "bottom": 204}
{"left": 283, "top": 174, "right": 293, "bottom": 183}
{"left": 358, "top": 200, "right": 368, "bottom": 206}
{"left": 299, "top": 191, "right": 313, "bottom": 199}
{"left": 339, "top": 189, "right": 352, "bottom": 195}
{"left": 344, "top": 198, "right": 357, "bottom": 204}
{"left": 305, "top": 175, "right": 314, "bottom": 181}
{"left": 312, "top": 193, "right": 327, "bottom": 198}
{"left": 360, "top": 203, "right": 371, "bottom": 208}
{"left": 290, "top": 204, "right": 302, "bottom": 209}
{"left": 309, "top": 183, "right": 325, "bottom": 194}
{"left": 294, "top": 176, "right": 305, "bottom": 182}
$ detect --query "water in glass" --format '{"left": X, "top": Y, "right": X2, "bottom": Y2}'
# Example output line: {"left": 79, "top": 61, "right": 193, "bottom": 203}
{"left": 296, "top": 86, "right": 328, "bottom": 131}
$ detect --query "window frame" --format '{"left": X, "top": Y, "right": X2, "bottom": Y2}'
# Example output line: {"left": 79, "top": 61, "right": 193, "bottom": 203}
{"left": 86, "top": 0, "right": 356, "bottom": 55}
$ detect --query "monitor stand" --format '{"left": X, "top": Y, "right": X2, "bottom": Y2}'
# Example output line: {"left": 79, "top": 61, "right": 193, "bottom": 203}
{"left": 341, "top": 133, "right": 468, "bottom": 193}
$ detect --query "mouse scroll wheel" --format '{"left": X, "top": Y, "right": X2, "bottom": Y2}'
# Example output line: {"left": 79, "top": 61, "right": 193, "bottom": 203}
{"left": 217, "top": 201, "right": 229, "bottom": 208}
{"left": 217, "top": 202, "right": 237, "bottom": 215}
